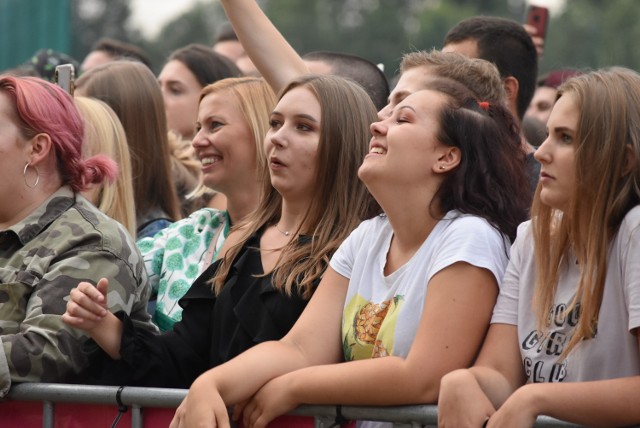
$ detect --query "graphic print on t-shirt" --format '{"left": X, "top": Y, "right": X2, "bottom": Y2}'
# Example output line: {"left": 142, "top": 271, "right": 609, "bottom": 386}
{"left": 342, "top": 294, "right": 404, "bottom": 360}
{"left": 522, "top": 301, "right": 589, "bottom": 383}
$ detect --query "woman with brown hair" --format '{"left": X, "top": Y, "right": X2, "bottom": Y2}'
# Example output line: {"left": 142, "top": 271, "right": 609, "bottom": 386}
{"left": 75, "top": 60, "right": 181, "bottom": 238}
{"left": 439, "top": 68, "right": 640, "bottom": 427}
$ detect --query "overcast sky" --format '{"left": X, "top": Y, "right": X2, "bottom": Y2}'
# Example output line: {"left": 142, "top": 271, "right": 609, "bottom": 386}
{"left": 129, "top": 0, "right": 202, "bottom": 38}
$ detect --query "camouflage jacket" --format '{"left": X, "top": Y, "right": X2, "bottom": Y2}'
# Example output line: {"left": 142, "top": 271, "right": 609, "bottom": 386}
{"left": 0, "top": 186, "right": 156, "bottom": 396}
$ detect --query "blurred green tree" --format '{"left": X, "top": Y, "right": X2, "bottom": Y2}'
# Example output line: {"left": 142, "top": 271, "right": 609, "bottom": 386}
{"left": 70, "top": 0, "right": 139, "bottom": 64}
{"left": 69, "top": 0, "right": 640, "bottom": 79}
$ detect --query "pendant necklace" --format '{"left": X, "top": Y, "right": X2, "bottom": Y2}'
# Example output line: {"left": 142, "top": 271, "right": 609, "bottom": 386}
{"left": 275, "top": 223, "right": 291, "bottom": 237}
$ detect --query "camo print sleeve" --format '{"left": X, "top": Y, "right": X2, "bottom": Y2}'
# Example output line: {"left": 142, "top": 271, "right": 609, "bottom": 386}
{"left": 0, "top": 187, "right": 155, "bottom": 397}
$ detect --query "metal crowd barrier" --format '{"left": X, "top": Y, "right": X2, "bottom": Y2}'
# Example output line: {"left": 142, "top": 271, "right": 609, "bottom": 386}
{"left": 1, "top": 383, "right": 586, "bottom": 428}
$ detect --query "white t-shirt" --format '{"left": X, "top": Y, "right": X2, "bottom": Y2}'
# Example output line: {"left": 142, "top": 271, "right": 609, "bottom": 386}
{"left": 331, "top": 210, "right": 510, "bottom": 362}
{"left": 492, "top": 206, "right": 640, "bottom": 383}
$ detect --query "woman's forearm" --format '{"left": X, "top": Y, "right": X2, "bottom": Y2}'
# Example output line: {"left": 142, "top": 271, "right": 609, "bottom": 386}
{"left": 517, "top": 377, "right": 640, "bottom": 426}
{"left": 89, "top": 312, "right": 124, "bottom": 360}
{"left": 283, "top": 356, "right": 446, "bottom": 407}
{"left": 198, "top": 340, "right": 311, "bottom": 405}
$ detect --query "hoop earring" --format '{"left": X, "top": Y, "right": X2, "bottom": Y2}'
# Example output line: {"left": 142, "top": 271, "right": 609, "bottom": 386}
{"left": 23, "top": 163, "right": 40, "bottom": 189}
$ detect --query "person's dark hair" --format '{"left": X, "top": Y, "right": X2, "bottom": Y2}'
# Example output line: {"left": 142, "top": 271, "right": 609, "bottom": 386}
{"left": 428, "top": 78, "right": 531, "bottom": 242}
{"left": 91, "top": 38, "right": 151, "bottom": 69}
{"left": 214, "top": 22, "right": 239, "bottom": 43}
{"left": 302, "top": 51, "right": 389, "bottom": 111}
{"left": 168, "top": 44, "right": 241, "bottom": 87}
{"left": 444, "top": 16, "right": 538, "bottom": 120}
{"left": 19, "top": 49, "right": 80, "bottom": 82}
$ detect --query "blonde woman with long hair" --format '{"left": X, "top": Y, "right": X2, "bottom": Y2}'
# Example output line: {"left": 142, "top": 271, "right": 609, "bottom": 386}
{"left": 75, "top": 96, "right": 136, "bottom": 237}
{"left": 439, "top": 68, "right": 640, "bottom": 427}
{"left": 137, "top": 77, "right": 275, "bottom": 331}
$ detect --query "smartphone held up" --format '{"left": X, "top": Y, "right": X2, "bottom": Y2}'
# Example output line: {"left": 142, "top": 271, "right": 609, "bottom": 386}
{"left": 54, "top": 64, "right": 75, "bottom": 96}
{"left": 525, "top": 5, "right": 549, "bottom": 40}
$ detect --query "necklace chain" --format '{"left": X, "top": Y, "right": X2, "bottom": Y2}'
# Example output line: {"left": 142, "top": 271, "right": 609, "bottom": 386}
{"left": 275, "top": 223, "right": 291, "bottom": 237}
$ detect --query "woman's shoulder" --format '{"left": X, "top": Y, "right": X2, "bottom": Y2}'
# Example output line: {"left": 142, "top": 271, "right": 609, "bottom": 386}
{"left": 149, "top": 208, "right": 228, "bottom": 238}
{"left": 345, "top": 214, "right": 391, "bottom": 242}
{"left": 440, "top": 210, "right": 507, "bottom": 236}
{"left": 359, "top": 213, "right": 390, "bottom": 230}
{"left": 619, "top": 205, "right": 640, "bottom": 232}
{"left": 72, "top": 193, "right": 128, "bottom": 235}
{"left": 42, "top": 192, "right": 140, "bottom": 259}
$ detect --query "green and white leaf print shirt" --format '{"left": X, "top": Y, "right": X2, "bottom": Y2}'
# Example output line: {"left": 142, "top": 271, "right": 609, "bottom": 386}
{"left": 137, "top": 208, "right": 230, "bottom": 331}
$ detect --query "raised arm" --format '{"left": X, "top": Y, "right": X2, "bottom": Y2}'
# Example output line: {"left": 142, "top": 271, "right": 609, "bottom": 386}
{"left": 218, "top": 0, "right": 309, "bottom": 93}
{"left": 237, "top": 262, "right": 500, "bottom": 427}
{"left": 170, "top": 267, "right": 348, "bottom": 428}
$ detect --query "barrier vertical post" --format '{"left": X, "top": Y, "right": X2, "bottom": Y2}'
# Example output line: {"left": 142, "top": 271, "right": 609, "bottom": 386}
{"left": 132, "top": 405, "right": 143, "bottom": 428}
{"left": 42, "top": 401, "right": 54, "bottom": 428}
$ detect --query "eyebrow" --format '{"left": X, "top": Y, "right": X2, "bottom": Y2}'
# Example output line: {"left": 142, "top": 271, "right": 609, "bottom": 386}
{"left": 158, "top": 78, "right": 184, "bottom": 86}
{"left": 397, "top": 105, "right": 417, "bottom": 113}
{"left": 271, "top": 111, "right": 319, "bottom": 123}
{"left": 390, "top": 90, "right": 410, "bottom": 103}
{"left": 197, "top": 114, "right": 224, "bottom": 124}
{"left": 549, "top": 125, "right": 575, "bottom": 134}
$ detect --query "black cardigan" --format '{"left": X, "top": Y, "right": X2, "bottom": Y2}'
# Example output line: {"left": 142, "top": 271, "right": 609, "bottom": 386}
{"left": 86, "top": 230, "right": 313, "bottom": 388}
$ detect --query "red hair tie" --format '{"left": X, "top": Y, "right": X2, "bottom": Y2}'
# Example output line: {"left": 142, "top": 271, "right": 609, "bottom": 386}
{"left": 478, "top": 101, "right": 490, "bottom": 111}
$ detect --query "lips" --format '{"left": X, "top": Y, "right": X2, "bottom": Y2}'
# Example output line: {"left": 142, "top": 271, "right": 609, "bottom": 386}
{"left": 269, "top": 156, "right": 286, "bottom": 167}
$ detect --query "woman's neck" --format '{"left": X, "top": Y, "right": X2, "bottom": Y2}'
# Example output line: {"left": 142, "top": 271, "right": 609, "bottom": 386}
{"left": 0, "top": 185, "right": 59, "bottom": 230}
{"left": 378, "top": 186, "right": 443, "bottom": 252}
{"left": 277, "top": 198, "right": 310, "bottom": 234}
{"left": 225, "top": 187, "right": 260, "bottom": 225}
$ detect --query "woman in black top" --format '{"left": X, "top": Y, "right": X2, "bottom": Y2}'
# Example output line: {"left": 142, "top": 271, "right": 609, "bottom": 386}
{"left": 63, "top": 74, "right": 378, "bottom": 388}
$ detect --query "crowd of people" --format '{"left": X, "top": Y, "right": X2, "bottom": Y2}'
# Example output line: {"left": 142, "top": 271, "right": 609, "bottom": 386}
{"left": 1, "top": 1, "right": 640, "bottom": 427}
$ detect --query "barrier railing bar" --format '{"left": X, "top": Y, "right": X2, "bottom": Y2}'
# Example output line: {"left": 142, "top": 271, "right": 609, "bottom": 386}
{"left": 4, "top": 383, "right": 586, "bottom": 427}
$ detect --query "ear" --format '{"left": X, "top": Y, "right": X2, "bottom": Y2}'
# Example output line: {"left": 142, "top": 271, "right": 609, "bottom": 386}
{"left": 503, "top": 76, "right": 520, "bottom": 115}
{"left": 26, "top": 133, "right": 54, "bottom": 166}
{"left": 622, "top": 143, "right": 637, "bottom": 176}
{"left": 433, "top": 146, "right": 461, "bottom": 174}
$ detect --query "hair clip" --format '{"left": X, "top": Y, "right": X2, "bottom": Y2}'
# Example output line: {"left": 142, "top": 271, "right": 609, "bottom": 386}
{"left": 478, "top": 101, "right": 490, "bottom": 111}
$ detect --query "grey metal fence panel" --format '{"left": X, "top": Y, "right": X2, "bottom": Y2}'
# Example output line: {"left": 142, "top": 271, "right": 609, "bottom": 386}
{"left": 3, "top": 383, "right": 593, "bottom": 427}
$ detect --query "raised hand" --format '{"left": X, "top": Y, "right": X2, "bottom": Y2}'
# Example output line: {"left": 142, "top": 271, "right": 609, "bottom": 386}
{"left": 62, "top": 278, "right": 109, "bottom": 332}
{"left": 62, "top": 278, "right": 124, "bottom": 359}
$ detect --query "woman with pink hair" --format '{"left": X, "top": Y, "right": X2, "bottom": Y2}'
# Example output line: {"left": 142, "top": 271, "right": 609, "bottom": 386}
{"left": 0, "top": 75, "right": 154, "bottom": 396}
